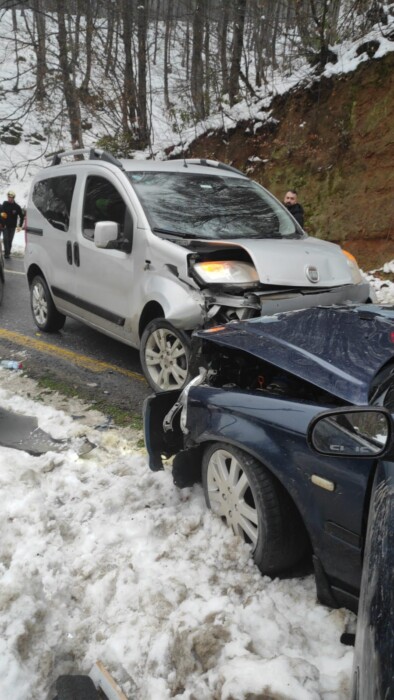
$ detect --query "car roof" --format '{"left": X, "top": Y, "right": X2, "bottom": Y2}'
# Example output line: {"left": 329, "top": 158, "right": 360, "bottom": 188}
{"left": 42, "top": 151, "right": 248, "bottom": 180}
{"left": 195, "top": 305, "right": 394, "bottom": 405}
{"left": 121, "top": 159, "right": 247, "bottom": 178}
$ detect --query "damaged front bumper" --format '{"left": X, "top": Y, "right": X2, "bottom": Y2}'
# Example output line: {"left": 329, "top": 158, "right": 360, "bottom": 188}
{"left": 143, "top": 371, "right": 207, "bottom": 471}
{"left": 203, "top": 280, "right": 371, "bottom": 322}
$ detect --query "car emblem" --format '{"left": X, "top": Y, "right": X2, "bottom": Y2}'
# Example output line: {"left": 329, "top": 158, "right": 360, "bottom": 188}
{"left": 305, "top": 265, "right": 319, "bottom": 283}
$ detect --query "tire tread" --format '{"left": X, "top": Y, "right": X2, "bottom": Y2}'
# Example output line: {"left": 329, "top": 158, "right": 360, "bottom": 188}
{"left": 203, "top": 442, "right": 309, "bottom": 575}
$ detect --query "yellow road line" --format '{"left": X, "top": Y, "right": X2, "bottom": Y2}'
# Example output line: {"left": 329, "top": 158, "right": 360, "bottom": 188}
{"left": 0, "top": 328, "right": 146, "bottom": 382}
{"left": 4, "top": 269, "right": 25, "bottom": 276}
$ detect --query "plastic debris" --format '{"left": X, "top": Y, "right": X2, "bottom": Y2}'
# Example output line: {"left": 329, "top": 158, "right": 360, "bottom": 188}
{"left": 0, "top": 360, "right": 23, "bottom": 369}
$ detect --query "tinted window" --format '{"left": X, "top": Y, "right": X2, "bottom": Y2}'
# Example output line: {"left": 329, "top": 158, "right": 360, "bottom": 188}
{"left": 127, "top": 172, "right": 304, "bottom": 240}
{"left": 82, "top": 176, "right": 127, "bottom": 241}
{"left": 32, "top": 175, "right": 76, "bottom": 232}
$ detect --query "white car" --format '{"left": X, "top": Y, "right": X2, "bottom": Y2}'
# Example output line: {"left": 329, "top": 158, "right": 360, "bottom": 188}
{"left": 25, "top": 148, "right": 371, "bottom": 392}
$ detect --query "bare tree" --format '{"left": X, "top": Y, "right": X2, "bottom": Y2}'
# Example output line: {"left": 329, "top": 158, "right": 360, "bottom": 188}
{"left": 229, "top": 0, "right": 247, "bottom": 105}
{"left": 218, "top": 0, "right": 229, "bottom": 93}
{"left": 191, "top": 0, "right": 206, "bottom": 119}
{"left": 104, "top": 2, "right": 117, "bottom": 76}
{"left": 295, "top": 0, "right": 342, "bottom": 69}
{"left": 137, "top": 0, "right": 149, "bottom": 147}
{"left": 119, "top": 0, "right": 138, "bottom": 137}
{"left": 80, "top": 0, "right": 95, "bottom": 94}
{"left": 163, "top": 0, "right": 173, "bottom": 109}
{"left": 32, "top": 0, "right": 47, "bottom": 101}
{"left": 56, "top": 0, "right": 84, "bottom": 148}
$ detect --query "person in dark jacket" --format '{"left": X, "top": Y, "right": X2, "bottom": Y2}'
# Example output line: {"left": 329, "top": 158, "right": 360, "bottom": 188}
{"left": 284, "top": 190, "right": 304, "bottom": 228}
{"left": 0, "top": 190, "right": 24, "bottom": 258}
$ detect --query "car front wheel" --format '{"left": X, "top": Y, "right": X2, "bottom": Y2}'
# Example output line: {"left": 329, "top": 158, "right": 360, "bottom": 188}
{"left": 140, "top": 318, "right": 191, "bottom": 393}
{"left": 202, "top": 443, "right": 308, "bottom": 575}
{"left": 30, "top": 274, "right": 66, "bottom": 332}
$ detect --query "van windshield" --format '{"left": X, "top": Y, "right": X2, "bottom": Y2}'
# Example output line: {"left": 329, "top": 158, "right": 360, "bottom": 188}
{"left": 126, "top": 172, "right": 305, "bottom": 240}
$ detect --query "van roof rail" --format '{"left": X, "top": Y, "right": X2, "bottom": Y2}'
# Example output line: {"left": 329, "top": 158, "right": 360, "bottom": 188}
{"left": 46, "top": 148, "right": 124, "bottom": 170}
{"left": 184, "top": 158, "right": 245, "bottom": 177}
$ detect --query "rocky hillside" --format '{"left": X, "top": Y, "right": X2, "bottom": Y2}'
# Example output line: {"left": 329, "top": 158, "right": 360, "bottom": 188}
{"left": 186, "top": 51, "right": 394, "bottom": 270}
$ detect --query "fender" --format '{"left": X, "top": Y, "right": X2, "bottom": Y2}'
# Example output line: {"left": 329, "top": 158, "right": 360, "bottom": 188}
{"left": 143, "top": 268, "right": 205, "bottom": 328}
{"left": 186, "top": 388, "right": 320, "bottom": 512}
{"left": 184, "top": 386, "right": 369, "bottom": 579}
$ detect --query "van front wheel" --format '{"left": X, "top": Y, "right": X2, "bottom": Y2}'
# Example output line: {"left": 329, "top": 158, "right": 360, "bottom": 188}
{"left": 140, "top": 319, "right": 191, "bottom": 393}
{"left": 30, "top": 275, "right": 66, "bottom": 332}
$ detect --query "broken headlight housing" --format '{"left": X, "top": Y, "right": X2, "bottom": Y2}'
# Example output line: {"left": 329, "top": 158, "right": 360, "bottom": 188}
{"left": 192, "top": 260, "right": 259, "bottom": 288}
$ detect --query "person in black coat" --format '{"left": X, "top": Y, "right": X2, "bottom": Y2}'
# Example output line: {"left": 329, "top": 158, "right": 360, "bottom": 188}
{"left": 284, "top": 190, "right": 304, "bottom": 228}
{"left": 0, "top": 190, "right": 24, "bottom": 258}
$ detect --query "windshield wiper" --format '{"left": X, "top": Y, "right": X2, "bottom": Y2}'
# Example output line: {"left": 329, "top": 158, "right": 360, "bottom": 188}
{"left": 152, "top": 227, "right": 200, "bottom": 239}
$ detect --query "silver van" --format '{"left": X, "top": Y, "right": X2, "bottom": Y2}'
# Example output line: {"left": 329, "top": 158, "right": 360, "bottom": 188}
{"left": 25, "top": 148, "right": 371, "bottom": 392}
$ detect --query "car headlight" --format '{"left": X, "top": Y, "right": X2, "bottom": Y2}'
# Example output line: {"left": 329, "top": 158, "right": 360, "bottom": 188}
{"left": 192, "top": 260, "right": 259, "bottom": 287}
{"left": 342, "top": 250, "right": 363, "bottom": 284}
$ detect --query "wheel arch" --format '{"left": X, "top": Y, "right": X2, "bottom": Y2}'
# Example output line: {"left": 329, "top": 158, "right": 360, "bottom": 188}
{"left": 138, "top": 301, "right": 164, "bottom": 338}
{"left": 27, "top": 262, "right": 46, "bottom": 287}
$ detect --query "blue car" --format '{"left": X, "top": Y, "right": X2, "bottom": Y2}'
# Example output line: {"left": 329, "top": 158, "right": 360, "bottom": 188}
{"left": 144, "top": 304, "right": 394, "bottom": 698}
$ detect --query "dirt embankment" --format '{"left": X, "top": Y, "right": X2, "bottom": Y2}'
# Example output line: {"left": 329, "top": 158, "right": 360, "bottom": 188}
{"left": 185, "top": 51, "right": 394, "bottom": 270}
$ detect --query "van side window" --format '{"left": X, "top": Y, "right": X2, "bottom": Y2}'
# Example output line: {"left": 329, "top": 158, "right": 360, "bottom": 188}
{"left": 83, "top": 176, "right": 127, "bottom": 241}
{"left": 32, "top": 175, "right": 76, "bottom": 232}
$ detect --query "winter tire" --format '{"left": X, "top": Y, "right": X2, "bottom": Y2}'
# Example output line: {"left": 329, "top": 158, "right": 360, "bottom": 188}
{"left": 54, "top": 674, "right": 99, "bottom": 700}
{"left": 140, "top": 318, "right": 191, "bottom": 393}
{"left": 202, "top": 442, "right": 308, "bottom": 575}
{"left": 30, "top": 274, "right": 66, "bottom": 332}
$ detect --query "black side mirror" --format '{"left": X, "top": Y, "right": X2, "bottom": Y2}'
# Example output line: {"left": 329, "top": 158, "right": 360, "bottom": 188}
{"left": 308, "top": 408, "right": 392, "bottom": 458}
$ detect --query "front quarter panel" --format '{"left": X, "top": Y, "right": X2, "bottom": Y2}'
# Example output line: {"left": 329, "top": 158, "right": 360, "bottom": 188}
{"left": 186, "top": 386, "right": 375, "bottom": 592}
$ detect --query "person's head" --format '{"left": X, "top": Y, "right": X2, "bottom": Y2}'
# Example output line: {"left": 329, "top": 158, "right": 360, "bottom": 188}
{"left": 7, "top": 190, "right": 16, "bottom": 202}
{"left": 284, "top": 190, "right": 298, "bottom": 206}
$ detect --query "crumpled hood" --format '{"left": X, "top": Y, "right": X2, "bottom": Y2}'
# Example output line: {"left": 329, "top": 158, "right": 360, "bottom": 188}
{"left": 195, "top": 305, "right": 394, "bottom": 404}
{"left": 201, "top": 236, "right": 356, "bottom": 287}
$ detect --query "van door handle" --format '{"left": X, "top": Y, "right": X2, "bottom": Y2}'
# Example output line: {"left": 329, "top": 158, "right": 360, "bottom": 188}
{"left": 73, "top": 242, "right": 80, "bottom": 267}
{"left": 66, "top": 241, "right": 72, "bottom": 265}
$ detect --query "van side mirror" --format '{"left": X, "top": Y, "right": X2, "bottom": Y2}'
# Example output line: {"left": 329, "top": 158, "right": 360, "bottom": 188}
{"left": 308, "top": 408, "right": 392, "bottom": 458}
{"left": 94, "top": 217, "right": 133, "bottom": 253}
{"left": 94, "top": 221, "right": 119, "bottom": 248}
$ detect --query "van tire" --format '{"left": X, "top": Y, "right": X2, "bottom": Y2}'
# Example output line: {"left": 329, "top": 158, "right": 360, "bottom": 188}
{"left": 30, "top": 274, "right": 66, "bottom": 332}
{"left": 140, "top": 318, "right": 191, "bottom": 393}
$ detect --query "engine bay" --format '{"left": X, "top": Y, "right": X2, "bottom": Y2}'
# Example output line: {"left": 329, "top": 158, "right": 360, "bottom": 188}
{"left": 191, "top": 338, "right": 345, "bottom": 406}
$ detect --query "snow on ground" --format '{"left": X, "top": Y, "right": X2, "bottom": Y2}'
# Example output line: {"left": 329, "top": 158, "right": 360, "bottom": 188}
{"left": 0, "top": 370, "right": 355, "bottom": 700}
{"left": 0, "top": 242, "right": 393, "bottom": 699}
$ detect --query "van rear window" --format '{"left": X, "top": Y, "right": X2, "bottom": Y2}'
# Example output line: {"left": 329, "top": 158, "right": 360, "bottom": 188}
{"left": 32, "top": 175, "right": 76, "bottom": 232}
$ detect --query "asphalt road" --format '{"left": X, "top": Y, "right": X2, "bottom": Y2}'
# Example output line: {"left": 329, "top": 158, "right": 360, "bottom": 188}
{"left": 0, "top": 255, "right": 151, "bottom": 417}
